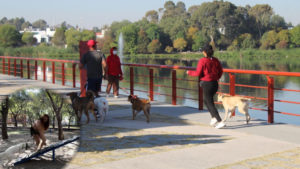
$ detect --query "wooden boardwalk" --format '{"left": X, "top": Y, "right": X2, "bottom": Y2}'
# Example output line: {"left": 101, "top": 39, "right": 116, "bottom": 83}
{"left": 1, "top": 74, "right": 300, "bottom": 169}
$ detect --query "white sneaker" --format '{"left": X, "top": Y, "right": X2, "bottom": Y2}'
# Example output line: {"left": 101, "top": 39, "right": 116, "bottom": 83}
{"left": 215, "top": 122, "right": 226, "bottom": 129}
{"left": 114, "top": 95, "right": 119, "bottom": 98}
{"left": 210, "top": 118, "right": 218, "bottom": 126}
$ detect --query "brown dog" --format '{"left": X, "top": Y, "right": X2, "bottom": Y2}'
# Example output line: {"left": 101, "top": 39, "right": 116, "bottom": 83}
{"left": 128, "top": 95, "right": 151, "bottom": 123}
{"left": 67, "top": 91, "right": 97, "bottom": 124}
{"left": 30, "top": 114, "right": 49, "bottom": 150}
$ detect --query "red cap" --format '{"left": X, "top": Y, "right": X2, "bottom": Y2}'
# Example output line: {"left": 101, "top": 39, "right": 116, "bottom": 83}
{"left": 87, "top": 40, "right": 97, "bottom": 47}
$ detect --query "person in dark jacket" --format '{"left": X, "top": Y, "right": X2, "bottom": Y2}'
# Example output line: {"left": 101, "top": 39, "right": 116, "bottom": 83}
{"left": 106, "top": 47, "right": 123, "bottom": 98}
{"left": 187, "top": 44, "right": 225, "bottom": 129}
{"left": 80, "top": 39, "right": 107, "bottom": 96}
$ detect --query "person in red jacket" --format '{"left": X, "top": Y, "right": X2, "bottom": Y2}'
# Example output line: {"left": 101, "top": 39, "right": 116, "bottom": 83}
{"left": 187, "top": 44, "right": 225, "bottom": 129}
{"left": 106, "top": 47, "right": 123, "bottom": 98}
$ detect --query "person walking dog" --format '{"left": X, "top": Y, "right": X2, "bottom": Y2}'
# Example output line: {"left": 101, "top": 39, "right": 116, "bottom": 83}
{"left": 187, "top": 44, "right": 224, "bottom": 129}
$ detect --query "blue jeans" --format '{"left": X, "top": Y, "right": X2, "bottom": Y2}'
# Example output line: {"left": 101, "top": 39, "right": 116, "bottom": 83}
{"left": 87, "top": 77, "right": 102, "bottom": 94}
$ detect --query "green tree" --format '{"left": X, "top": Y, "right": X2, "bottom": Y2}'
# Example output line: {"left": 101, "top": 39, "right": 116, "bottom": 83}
{"left": 65, "top": 28, "right": 94, "bottom": 51}
{"left": 21, "top": 21, "right": 31, "bottom": 30}
{"left": 173, "top": 38, "right": 187, "bottom": 52}
{"left": 32, "top": 19, "right": 47, "bottom": 30}
{"left": 192, "top": 31, "right": 209, "bottom": 51}
{"left": 270, "top": 15, "right": 287, "bottom": 30}
{"left": 52, "top": 27, "right": 66, "bottom": 47}
{"left": 240, "top": 34, "right": 256, "bottom": 49}
{"left": 8, "top": 90, "right": 28, "bottom": 127}
{"left": 81, "top": 29, "right": 95, "bottom": 41}
{"left": 108, "top": 20, "right": 132, "bottom": 39}
{"left": 186, "top": 26, "right": 198, "bottom": 50}
{"left": 45, "top": 90, "right": 64, "bottom": 140}
{"left": 248, "top": 4, "right": 274, "bottom": 38}
{"left": 0, "top": 24, "right": 21, "bottom": 47}
{"left": 146, "top": 24, "right": 161, "bottom": 41}
{"left": 22, "top": 32, "right": 36, "bottom": 46}
{"left": 165, "top": 46, "right": 173, "bottom": 53}
{"left": 290, "top": 25, "right": 300, "bottom": 47}
{"left": 145, "top": 10, "right": 159, "bottom": 24}
{"left": 117, "top": 24, "right": 138, "bottom": 54}
{"left": 147, "top": 39, "right": 161, "bottom": 54}
{"left": 137, "top": 29, "right": 150, "bottom": 53}
{"left": 260, "top": 30, "right": 278, "bottom": 49}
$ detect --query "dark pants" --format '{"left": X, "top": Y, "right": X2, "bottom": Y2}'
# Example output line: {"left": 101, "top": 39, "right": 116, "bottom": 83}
{"left": 201, "top": 81, "right": 222, "bottom": 122}
{"left": 106, "top": 75, "right": 119, "bottom": 96}
{"left": 87, "top": 77, "right": 102, "bottom": 94}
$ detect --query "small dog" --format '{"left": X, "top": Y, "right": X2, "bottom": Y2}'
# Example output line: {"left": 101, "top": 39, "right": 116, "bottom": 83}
{"left": 128, "top": 95, "right": 151, "bottom": 123}
{"left": 94, "top": 97, "right": 109, "bottom": 123}
{"left": 0, "top": 142, "right": 31, "bottom": 166}
{"left": 67, "top": 91, "right": 97, "bottom": 124}
{"left": 218, "top": 94, "right": 251, "bottom": 124}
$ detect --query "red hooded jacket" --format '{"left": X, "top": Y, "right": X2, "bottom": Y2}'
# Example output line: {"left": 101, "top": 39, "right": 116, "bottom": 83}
{"left": 107, "top": 48, "right": 123, "bottom": 76}
{"left": 188, "top": 57, "right": 223, "bottom": 81}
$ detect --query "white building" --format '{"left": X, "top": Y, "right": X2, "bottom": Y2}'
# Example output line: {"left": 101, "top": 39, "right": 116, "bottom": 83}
{"left": 20, "top": 27, "right": 56, "bottom": 44}
{"left": 96, "top": 29, "right": 106, "bottom": 39}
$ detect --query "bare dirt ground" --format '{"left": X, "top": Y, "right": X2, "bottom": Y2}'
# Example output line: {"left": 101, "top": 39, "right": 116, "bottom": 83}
{"left": 0, "top": 127, "right": 79, "bottom": 169}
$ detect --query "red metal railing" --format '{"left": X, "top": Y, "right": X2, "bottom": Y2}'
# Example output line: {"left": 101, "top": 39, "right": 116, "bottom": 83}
{"left": 1, "top": 56, "right": 300, "bottom": 124}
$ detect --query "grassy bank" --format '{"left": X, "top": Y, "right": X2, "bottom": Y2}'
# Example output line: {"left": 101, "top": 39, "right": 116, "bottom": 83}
{"left": 0, "top": 46, "right": 78, "bottom": 59}
{"left": 1, "top": 46, "right": 299, "bottom": 64}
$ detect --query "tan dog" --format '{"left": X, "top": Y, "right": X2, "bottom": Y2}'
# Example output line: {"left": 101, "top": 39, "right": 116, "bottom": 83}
{"left": 218, "top": 94, "right": 251, "bottom": 124}
{"left": 128, "top": 95, "right": 151, "bottom": 123}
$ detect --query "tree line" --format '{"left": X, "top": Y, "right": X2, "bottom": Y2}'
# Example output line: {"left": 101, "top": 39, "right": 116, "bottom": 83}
{"left": 0, "top": 17, "right": 95, "bottom": 51}
{"left": 1, "top": 0, "right": 300, "bottom": 55}
{"left": 98, "top": 0, "right": 300, "bottom": 54}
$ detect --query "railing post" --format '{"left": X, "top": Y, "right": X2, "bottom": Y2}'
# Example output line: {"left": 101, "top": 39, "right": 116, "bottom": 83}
{"left": 14, "top": 59, "right": 16, "bottom": 76}
{"left": 20, "top": 60, "right": 23, "bottom": 78}
{"left": 27, "top": 60, "right": 30, "bottom": 79}
{"left": 43, "top": 61, "right": 46, "bottom": 81}
{"left": 229, "top": 73, "right": 236, "bottom": 116}
{"left": 8, "top": 58, "right": 10, "bottom": 75}
{"left": 172, "top": 70, "right": 177, "bottom": 105}
{"left": 198, "top": 77, "right": 203, "bottom": 110}
{"left": 267, "top": 76, "right": 274, "bottom": 123}
{"left": 2, "top": 58, "right": 5, "bottom": 74}
{"left": 52, "top": 62, "right": 55, "bottom": 84}
{"left": 130, "top": 67, "right": 134, "bottom": 95}
{"left": 35, "top": 60, "right": 38, "bottom": 80}
{"left": 149, "top": 69, "right": 154, "bottom": 101}
{"left": 72, "top": 63, "right": 76, "bottom": 88}
{"left": 62, "top": 63, "right": 65, "bottom": 86}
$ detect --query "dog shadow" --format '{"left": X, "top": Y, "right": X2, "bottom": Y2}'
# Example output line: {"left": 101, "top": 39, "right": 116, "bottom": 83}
{"left": 223, "top": 119, "right": 285, "bottom": 129}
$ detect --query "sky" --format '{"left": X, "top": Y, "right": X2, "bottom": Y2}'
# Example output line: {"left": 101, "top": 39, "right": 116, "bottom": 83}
{"left": 0, "top": 0, "right": 299, "bottom": 29}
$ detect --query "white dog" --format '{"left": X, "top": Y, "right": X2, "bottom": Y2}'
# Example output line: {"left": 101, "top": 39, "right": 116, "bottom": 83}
{"left": 0, "top": 142, "right": 31, "bottom": 166}
{"left": 218, "top": 94, "right": 251, "bottom": 124}
{"left": 94, "top": 97, "right": 109, "bottom": 123}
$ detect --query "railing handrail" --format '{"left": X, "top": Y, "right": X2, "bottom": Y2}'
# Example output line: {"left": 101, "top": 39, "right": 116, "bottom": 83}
{"left": 1, "top": 56, "right": 300, "bottom": 124}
